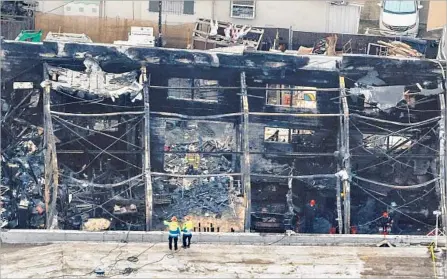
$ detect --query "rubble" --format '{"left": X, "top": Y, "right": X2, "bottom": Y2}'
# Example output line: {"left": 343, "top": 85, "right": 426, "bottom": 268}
{"left": 154, "top": 176, "right": 240, "bottom": 222}
{"left": 1, "top": 125, "right": 45, "bottom": 229}
{"left": 164, "top": 121, "right": 235, "bottom": 174}
{"left": 376, "top": 40, "right": 423, "bottom": 57}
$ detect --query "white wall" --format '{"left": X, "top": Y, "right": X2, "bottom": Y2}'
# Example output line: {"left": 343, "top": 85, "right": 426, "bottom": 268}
{"left": 215, "top": 1, "right": 327, "bottom": 31}
{"left": 37, "top": 1, "right": 361, "bottom": 32}
{"left": 37, "top": 0, "right": 66, "bottom": 15}
{"left": 103, "top": 1, "right": 212, "bottom": 24}
{"left": 64, "top": 2, "right": 100, "bottom": 17}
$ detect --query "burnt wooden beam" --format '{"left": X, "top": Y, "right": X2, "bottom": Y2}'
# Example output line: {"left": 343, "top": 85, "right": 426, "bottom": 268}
{"left": 336, "top": 120, "right": 343, "bottom": 234}
{"left": 251, "top": 174, "right": 335, "bottom": 179}
{"left": 42, "top": 75, "right": 59, "bottom": 229}
{"left": 438, "top": 94, "right": 447, "bottom": 238}
{"left": 240, "top": 71, "right": 252, "bottom": 232}
{"left": 340, "top": 76, "right": 351, "bottom": 234}
{"left": 151, "top": 172, "right": 242, "bottom": 178}
{"left": 142, "top": 67, "right": 153, "bottom": 231}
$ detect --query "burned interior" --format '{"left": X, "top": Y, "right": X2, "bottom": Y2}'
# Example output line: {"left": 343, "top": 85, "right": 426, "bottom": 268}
{"left": 1, "top": 39, "right": 446, "bottom": 235}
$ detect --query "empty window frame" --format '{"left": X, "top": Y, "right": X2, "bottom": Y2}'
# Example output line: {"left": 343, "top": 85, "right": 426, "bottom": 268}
{"left": 231, "top": 0, "right": 256, "bottom": 19}
{"left": 363, "top": 134, "right": 412, "bottom": 150}
{"left": 167, "top": 78, "right": 219, "bottom": 103}
{"left": 264, "top": 127, "right": 314, "bottom": 143}
{"left": 266, "top": 84, "right": 317, "bottom": 109}
{"left": 149, "top": 0, "right": 194, "bottom": 15}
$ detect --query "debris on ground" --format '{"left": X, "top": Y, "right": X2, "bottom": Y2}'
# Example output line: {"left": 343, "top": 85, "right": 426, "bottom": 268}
{"left": 375, "top": 40, "right": 423, "bottom": 57}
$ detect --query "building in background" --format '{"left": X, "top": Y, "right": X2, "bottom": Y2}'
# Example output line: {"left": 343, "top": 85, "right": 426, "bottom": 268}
{"left": 37, "top": 0, "right": 362, "bottom": 34}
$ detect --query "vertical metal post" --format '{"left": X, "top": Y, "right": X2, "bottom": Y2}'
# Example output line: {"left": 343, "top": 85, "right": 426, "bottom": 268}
{"left": 288, "top": 26, "right": 293, "bottom": 50}
{"left": 157, "top": 0, "right": 163, "bottom": 47}
{"left": 142, "top": 67, "right": 153, "bottom": 231}
{"left": 435, "top": 211, "right": 440, "bottom": 250}
{"left": 240, "top": 72, "right": 251, "bottom": 232}
{"left": 340, "top": 76, "right": 351, "bottom": 234}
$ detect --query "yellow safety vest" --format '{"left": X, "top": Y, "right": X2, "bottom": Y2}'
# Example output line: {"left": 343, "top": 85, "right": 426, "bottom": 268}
{"left": 182, "top": 220, "right": 194, "bottom": 235}
{"left": 164, "top": 221, "right": 180, "bottom": 236}
{"left": 186, "top": 153, "right": 200, "bottom": 169}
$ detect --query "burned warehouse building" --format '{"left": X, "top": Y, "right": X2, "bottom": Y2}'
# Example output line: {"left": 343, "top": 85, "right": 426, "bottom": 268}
{"left": 1, "top": 38, "right": 446, "bottom": 236}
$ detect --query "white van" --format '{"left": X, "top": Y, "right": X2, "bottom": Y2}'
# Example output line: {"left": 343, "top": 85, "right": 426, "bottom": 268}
{"left": 378, "top": 0, "right": 422, "bottom": 37}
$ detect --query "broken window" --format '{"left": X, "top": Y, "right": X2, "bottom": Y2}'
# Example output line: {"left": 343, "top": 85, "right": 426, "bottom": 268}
{"left": 363, "top": 134, "right": 412, "bottom": 150}
{"left": 231, "top": 0, "right": 256, "bottom": 19}
{"left": 266, "top": 84, "right": 317, "bottom": 109}
{"left": 149, "top": 0, "right": 194, "bottom": 15}
{"left": 264, "top": 127, "right": 314, "bottom": 143}
{"left": 167, "top": 78, "right": 219, "bottom": 103}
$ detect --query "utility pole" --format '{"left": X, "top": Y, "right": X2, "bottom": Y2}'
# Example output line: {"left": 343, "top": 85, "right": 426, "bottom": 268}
{"left": 157, "top": 0, "right": 163, "bottom": 47}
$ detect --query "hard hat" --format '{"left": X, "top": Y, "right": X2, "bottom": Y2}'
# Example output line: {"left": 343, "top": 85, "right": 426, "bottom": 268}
{"left": 310, "top": 200, "right": 316, "bottom": 206}
{"left": 171, "top": 216, "right": 177, "bottom": 222}
{"left": 382, "top": 212, "right": 388, "bottom": 218}
{"left": 390, "top": 202, "right": 397, "bottom": 207}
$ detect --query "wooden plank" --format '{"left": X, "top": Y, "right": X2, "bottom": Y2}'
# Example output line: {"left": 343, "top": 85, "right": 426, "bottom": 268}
{"left": 142, "top": 67, "right": 153, "bottom": 231}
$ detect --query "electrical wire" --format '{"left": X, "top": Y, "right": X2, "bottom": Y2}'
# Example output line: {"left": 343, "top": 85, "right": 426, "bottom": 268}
{"left": 352, "top": 180, "right": 435, "bottom": 227}
{"left": 354, "top": 175, "right": 438, "bottom": 190}
{"left": 61, "top": 181, "right": 144, "bottom": 222}
{"left": 355, "top": 123, "right": 438, "bottom": 173}
{"left": 355, "top": 118, "right": 440, "bottom": 154}
{"left": 358, "top": 184, "right": 437, "bottom": 228}
{"left": 61, "top": 117, "right": 144, "bottom": 174}
{"left": 351, "top": 123, "right": 440, "bottom": 177}
{"left": 57, "top": 116, "right": 141, "bottom": 148}
{"left": 349, "top": 117, "right": 439, "bottom": 153}
{"left": 52, "top": 117, "right": 142, "bottom": 170}
{"left": 52, "top": 115, "right": 143, "bottom": 150}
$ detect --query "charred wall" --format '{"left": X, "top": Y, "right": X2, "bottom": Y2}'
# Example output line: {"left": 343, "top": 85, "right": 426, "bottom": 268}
{"left": 1, "top": 39, "right": 445, "bottom": 235}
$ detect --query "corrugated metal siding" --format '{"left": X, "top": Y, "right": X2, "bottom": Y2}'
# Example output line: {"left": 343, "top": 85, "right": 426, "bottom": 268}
{"left": 0, "top": 18, "right": 34, "bottom": 40}
{"left": 325, "top": 4, "right": 361, "bottom": 34}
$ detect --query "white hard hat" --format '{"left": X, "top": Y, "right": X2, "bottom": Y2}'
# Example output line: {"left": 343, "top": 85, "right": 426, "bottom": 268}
{"left": 391, "top": 202, "right": 397, "bottom": 207}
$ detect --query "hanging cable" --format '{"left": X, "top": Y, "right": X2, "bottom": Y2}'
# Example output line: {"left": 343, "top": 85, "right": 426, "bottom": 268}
{"left": 353, "top": 175, "right": 438, "bottom": 190}
{"left": 352, "top": 180, "right": 434, "bottom": 227}
{"left": 350, "top": 118, "right": 439, "bottom": 152}
{"left": 356, "top": 124, "right": 438, "bottom": 173}
{"left": 52, "top": 117, "right": 142, "bottom": 170}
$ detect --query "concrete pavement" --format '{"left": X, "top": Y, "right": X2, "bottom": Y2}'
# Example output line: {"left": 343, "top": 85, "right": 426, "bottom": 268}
{"left": 0, "top": 242, "right": 443, "bottom": 278}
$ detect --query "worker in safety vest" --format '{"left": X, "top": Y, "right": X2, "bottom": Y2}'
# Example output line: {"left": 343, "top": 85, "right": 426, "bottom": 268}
{"left": 380, "top": 211, "right": 393, "bottom": 235}
{"left": 164, "top": 216, "right": 181, "bottom": 250}
{"left": 182, "top": 215, "right": 194, "bottom": 248}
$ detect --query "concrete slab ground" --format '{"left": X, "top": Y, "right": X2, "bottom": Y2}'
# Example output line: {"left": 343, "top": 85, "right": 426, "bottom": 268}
{"left": 0, "top": 242, "right": 443, "bottom": 278}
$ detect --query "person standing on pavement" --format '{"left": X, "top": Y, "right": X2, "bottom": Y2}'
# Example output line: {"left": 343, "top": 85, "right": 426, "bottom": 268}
{"left": 164, "top": 216, "right": 181, "bottom": 250}
{"left": 182, "top": 215, "right": 194, "bottom": 248}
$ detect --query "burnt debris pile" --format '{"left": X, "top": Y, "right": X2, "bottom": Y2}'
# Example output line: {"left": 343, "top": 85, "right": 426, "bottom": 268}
{"left": 1, "top": 88, "right": 46, "bottom": 229}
